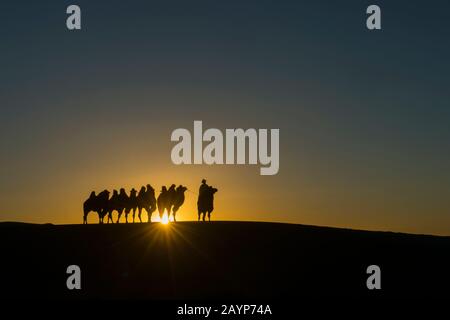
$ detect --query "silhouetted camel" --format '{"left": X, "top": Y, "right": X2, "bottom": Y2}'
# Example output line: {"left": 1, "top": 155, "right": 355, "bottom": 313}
{"left": 83, "top": 190, "right": 110, "bottom": 224}
{"left": 157, "top": 186, "right": 172, "bottom": 221}
{"left": 97, "top": 190, "right": 111, "bottom": 223}
{"left": 167, "top": 184, "right": 176, "bottom": 204}
{"left": 105, "top": 189, "right": 119, "bottom": 223}
{"left": 125, "top": 188, "right": 138, "bottom": 223}
{"left": 83, "top": 191, "right": 98, "bottom": 224}
{"left": 198, "top": 186, "right": 218, "bottom": 221}
{"left": 170, "top": 185, "right": 187, "bottom": 222}
{"left": 137, "top": 184, "right": 157, "bottom": 222}
{"left": 116, "top": 188, "right": 129, "bottom": 223}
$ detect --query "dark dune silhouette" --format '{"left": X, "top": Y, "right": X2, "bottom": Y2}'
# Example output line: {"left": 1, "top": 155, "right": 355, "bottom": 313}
{"left": 1, "top": 221, "right": 450, "bottom": 299}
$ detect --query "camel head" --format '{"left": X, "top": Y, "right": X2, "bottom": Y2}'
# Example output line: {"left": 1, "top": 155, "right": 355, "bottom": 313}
{"left": 176, "top": 185, "right": 187, "bottom": 194}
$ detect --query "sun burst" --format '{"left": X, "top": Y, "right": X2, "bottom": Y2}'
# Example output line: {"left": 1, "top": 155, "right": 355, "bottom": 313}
{"left": 161, "top": 214, "right": 169, "bottom": 225}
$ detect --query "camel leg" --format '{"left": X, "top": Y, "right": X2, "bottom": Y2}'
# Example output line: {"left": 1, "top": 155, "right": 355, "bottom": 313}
{"left": 173, "top": 206, "right": 178, "bottom": 222}
{"left": 151, "top": 205, "right": 156, "bottom": 220}
{"left": 171, "top": 207, "right": 177, "bottom": 222}
{"left": 138, "top": 208, "right": 142, "bottom": 223}
{"left": 102, "top": 209, "right": 107, "bottom": 224}
{"left": 117, "top": 210, "right": 122, "bottom": 223}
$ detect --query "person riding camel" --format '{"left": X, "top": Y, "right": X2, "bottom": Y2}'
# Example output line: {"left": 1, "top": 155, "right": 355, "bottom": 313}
{"left": 198, "top": 179, "right": 209, "bottom": 202}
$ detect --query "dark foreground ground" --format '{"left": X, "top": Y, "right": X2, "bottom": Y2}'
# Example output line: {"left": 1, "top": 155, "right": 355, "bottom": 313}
{"left": 1, "top": 221, "right": 450, "bottom": 299}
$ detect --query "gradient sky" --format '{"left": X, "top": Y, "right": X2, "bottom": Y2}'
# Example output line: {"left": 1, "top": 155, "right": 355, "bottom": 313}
{"left": 1, "top": 0, "right": 449, "bottom": 235}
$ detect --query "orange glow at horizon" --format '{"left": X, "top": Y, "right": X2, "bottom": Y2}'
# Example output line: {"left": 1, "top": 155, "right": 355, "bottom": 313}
{"left": 161, "top": 214, "right": 169, "bottom": 225}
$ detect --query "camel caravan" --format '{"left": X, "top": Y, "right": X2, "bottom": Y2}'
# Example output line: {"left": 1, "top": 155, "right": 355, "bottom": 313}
{"left": 83, "top": 179, "right": 218, "bottom": 224}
